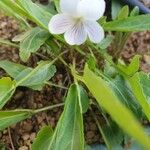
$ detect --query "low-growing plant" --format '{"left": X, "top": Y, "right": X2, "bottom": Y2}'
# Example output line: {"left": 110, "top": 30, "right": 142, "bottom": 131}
{"left": 0, "top": 0, "right": 150, "bottom": 149}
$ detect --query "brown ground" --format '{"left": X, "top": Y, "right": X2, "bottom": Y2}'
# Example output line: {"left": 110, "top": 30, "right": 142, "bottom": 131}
{"left": 0, "top": 13, "right": 150, "bottom": 150}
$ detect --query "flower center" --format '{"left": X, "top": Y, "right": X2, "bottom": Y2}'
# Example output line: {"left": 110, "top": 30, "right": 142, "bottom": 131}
{"left": 73, "top": 16, "right": 84, "bottom": 26}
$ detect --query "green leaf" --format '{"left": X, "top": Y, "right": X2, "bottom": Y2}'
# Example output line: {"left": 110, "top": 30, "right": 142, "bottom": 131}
{"left": 0, "top": 77, "right": 16, "bottom": 109}
{"left": 0, "top": 1, "right": 30, "bottom": 25}
{"left": 0, "top": 0, "right": 29, "bottom": 18}
{"left": 81, "top": 65, "right": 150, "bottom": 149}
{"left": 111, "top": 75, "right": 142, "bottom": 118}
{"left": 0, "top": 60, "right": 56, "bottom": 90}
{"left": 104, "top": 62, "right": 117, "bottom": 78}
{"left": 117, "top": 5, "right": 129, "bottom": 19}
{"left": 103, "top": 14, "right": 150, "bottom": 32}
{"left": 48, "top": 84, "right": 84, "bottom": 150}
{"left": 19, "top": 27, "right": 50, "bottom": 62}
{"left": 0, "top": 1, "right": 21, "bottom": 18}
{"left": 117, "top": 55, "right": 140, "bottom": 76}
{"left": 101, "top": 120, "right": 124, "bottom": 149}
{"left": 87, "top": 55, "right": 96, "bottom": 71}
{"left": 139, "top": 72, "right": 150, "bottom": 99}
{"left": 111, "top": 0, "right": 122, "bottom": 20}
{"left": 124, "top": 127, "right": 150, "bottom": 150}
{"left": 128, "top": 73, "right": 150, "bottom": 121}
{"left": 130, "top": 7, "right": 139, "bottom": 17}
{"left": 0, "top": 60, "right": 27, "bottom": 77}
{"left": 32, "top": 126, "right": 53, "bottom": 150}
{"left": 116, "top": 56, "right": 150, "bottom": 120}
{"left": 16, "top": 0, "right": 52, "bottom": 30}
{"left": 97, "top": 35, "right": 114, "bottom": 50}
{"left": 0, "top": 110, "right": 32, "bottom": 130}
{"left": 16, "top": 61, "right": 56, "bottom": 90}
{"left": 53, "top": 0, "right": 60, "bottom": 13}
{"left": 12, "top": 30, "right": 31, "bottom": 42}
{"left": 76, "top": 84, "right": 90, "bottom": 113}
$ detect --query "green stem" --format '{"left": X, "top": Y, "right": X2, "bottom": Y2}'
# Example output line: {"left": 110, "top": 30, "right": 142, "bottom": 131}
{"left": 113, "top": 32, "right": 131, "bottom": 61}
{"left": 45, "top": 81, "right": 68, "bottom": 90}
{"left": 0, "top": 38, "right": 19, "bottom": 48}
{"left": 58, "top": 56, "right": 70, "bottom": 68}
{"left": 90, "top": 107, "right": 111, "bottom": 150}
{"left": 90, "top": 43, "right": 127, "bottom": 77}
{"left": 74, "top": 46, "right": 86, "bottom": 56}
{"left": 33, "top": 103, "right": 64, "bottom": 114}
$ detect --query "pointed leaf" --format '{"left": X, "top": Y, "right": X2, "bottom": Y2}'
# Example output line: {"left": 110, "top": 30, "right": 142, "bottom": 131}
{"left": 111, "top": 75, "right": 142, "bottom": 118}
{"left": 32, "top": 126, "right": 53, "bottom": 150}
{"left": 19, "top": 27, "right": 50, "bottom": 62}
{"left": 16, "top": 61, "right": 56, "bottom": 90}
{"left": 0, "top": 110, "right": 32, "bottom": 130}
{"left": 103, "top": 14, "right": 150, "bottom": 32}
{"left": 48, "top": 84, "right": 84, "bottom": 150}
{"left": 16, "top": 0, "right": 52, "bottom": 30}
{"left": 0, "top": 0, "right": 29, "bottom": 18}
{"left": 0, "top": 60, "right": 26, "bottom": 77}
{"left": 111, "top": 0, "right": 122, "bottom": 20}
{"left": 81, "top": 65, "right": 150, "bottom": 149}
{"left": 0, "top": 60, "right": 56, "bottom": 90}
{"left": 128, "top": 73, "right": 150, "bottom": 120}
{"left": 0, "top": 77, "right": 16, "bottom": 109}
{"left": 76, "top": 84, "right": 90, "bottom": 113}
{"left": 117, "top": 55, "right": 140, "bottom": 76}
{"left": 118, "top": 5, "right": 129, "bottom": 19}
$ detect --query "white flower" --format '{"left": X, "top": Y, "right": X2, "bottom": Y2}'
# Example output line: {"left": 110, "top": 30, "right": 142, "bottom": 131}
{"left": 48, "top": 0, "right": 106, "bottom": 45}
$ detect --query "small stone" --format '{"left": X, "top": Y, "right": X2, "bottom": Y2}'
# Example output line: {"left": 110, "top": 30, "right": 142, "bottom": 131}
{"left": 90, "top": 123, "right": 97, "bottom": 131}
{"left": 22, "top": 134, "right": 30, "bottom": 141}
{"left": 30, "top": 133, "right": 36, "bottom": 141}
{"left": 86, "top": 131, "right": 95, "bottom": 139}
{"left": 41, "top": 122, "right": 46, "bottom": 126}
{"left": 26, "top": 140, "right": 31, "bottom": 146}
{"left": 14, "top": 91, "right": 24, "bottom": 100}
{"left": 22, "top": 122, "right": 33, "bottom": 132}
{"left": 3, "top": 130, "right": 7, "bottom": 134}
{"left": 37, "top": 116, "right": 43, "bottom": 124}
{"left": 142, "top": 0, "right": 150, "bottom": 7}
{"left": 38, "top": 103, "right": 43, "bottom": 108}
{"left": 19, "top": 146, "right": 28, "bottom": 150}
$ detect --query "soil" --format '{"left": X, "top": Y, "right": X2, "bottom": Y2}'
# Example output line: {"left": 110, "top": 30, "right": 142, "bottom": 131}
{"left": 141, "top": 0, "right": 150, "bottom": 7}
{"left": 123, "top": 31, "right": 150, "bottom": 73}
{"left": 0, "top": 8, "right": 150, "bottom": 150}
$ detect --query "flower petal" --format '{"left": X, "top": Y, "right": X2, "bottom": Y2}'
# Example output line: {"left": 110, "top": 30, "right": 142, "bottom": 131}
{"left": 60, "top": 0, "right": 79, "bottom": 14}
{"left": 85, "top": 21, "right": 104, "bottom": 43}
{"left": 77, "top": 0, "right": 106, "bottom": 21}
{"left": 64, "top": 22, "right": 87, "bottom": 45}
{"left": 48, "top": 14, "right": 74, "bottom": 34}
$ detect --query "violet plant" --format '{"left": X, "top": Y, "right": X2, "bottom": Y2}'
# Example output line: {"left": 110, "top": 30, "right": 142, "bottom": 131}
{"left": 0, "top": 0, "right": 150, "bottom": 149}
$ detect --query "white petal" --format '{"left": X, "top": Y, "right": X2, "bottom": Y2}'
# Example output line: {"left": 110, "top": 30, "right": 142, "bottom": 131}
{"left": 48, "top": 14, "right": 74, "bottom": 34}
{"left": 60, "top": 0, "right": 79, "bottom": 14}
{"left": 77, "top": 0, "right": 106, "bottom": 21}
{"left": 64, "top": 22, "right": 87, "bottom": 45}
{"left": 84, "top": 21, "right": 104, "bottom": 43}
